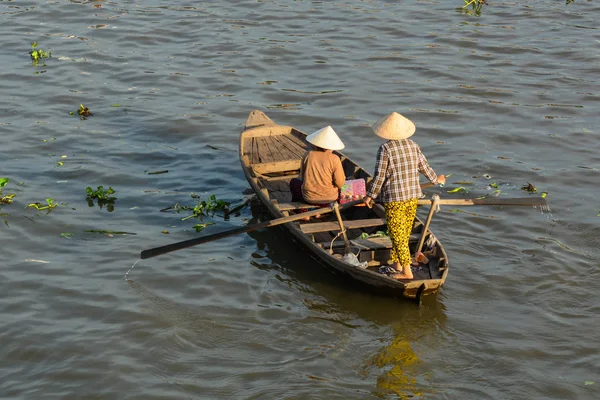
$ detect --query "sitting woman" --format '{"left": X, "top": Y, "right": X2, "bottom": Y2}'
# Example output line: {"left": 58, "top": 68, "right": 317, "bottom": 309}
{"left": 289, "top": 125, "right": 346, "bottom": 206}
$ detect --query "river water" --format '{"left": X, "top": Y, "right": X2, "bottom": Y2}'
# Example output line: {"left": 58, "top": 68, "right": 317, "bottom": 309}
{"left": 1, "top": 1, "right": 599, "bottom": 399}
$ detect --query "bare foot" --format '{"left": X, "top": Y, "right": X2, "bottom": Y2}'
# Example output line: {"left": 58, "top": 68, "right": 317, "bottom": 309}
{"left": 390, "top": 272, "right": 414, "bottom": 280}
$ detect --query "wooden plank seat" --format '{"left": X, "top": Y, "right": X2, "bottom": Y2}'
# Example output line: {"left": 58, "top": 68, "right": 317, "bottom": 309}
{"left": 275, "top": 201, "right": 324, "bottom": 211}
{"left": 252, "top": 159, "right": 301, "bottom": 175}
{"left": 299, "top": 218, "right": 386, "bottom": 234}
{"left": 276, "top": 201, "right": 368, "bottom": 212}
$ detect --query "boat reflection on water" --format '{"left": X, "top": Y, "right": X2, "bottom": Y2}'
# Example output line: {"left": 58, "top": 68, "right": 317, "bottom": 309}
{"left": 362, "top": 337, "right": 422, "bottom": 398}
{"left": 247, "top": 202, "right": 448, "bottom": 398}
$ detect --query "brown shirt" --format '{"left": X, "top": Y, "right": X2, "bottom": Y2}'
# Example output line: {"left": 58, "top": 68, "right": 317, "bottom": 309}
{"left": 301, "top": 150, "right": 345, "bottom": 204}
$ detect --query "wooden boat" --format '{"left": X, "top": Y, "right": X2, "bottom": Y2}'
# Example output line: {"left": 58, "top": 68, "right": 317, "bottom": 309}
{"left": 239, "top": 110, "right": 449, "bottom": 303}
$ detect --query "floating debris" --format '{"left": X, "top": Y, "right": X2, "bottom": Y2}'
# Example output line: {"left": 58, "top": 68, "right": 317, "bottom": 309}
{"left": 1, "top": 194, "right": 16, "bottom": 204}
{"left": 521, "top": 182, "right": 537, "bottom": 193}
{"left": 69, "top": 104, "right": 93, "bottom": 119}
{"left": 85, "top": 230, "right": 136, "bottom": 235}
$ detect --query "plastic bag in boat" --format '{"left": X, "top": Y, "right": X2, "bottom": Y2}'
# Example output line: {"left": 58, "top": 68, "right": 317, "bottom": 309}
{"left": 342, "top": 252, "right": 368, "bottom": 269}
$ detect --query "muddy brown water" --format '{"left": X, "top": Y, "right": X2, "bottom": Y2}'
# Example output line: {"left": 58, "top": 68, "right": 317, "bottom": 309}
{"left": 1, "top": 1, "right": 599, "bottom": 399}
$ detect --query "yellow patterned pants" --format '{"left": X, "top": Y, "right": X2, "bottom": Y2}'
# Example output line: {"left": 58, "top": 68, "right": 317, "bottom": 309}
{"left": 384, "top": 199, "right": 418, "bottom": 266}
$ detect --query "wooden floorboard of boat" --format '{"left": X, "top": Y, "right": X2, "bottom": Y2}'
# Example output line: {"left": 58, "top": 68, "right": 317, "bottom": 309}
{"left": 273, "top": 135, "right": 305, "bottom": 159}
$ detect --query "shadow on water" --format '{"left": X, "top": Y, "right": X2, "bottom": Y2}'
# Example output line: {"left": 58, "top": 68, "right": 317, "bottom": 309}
{"left": 246, "top": 204, "right": 448, "bottom": 399}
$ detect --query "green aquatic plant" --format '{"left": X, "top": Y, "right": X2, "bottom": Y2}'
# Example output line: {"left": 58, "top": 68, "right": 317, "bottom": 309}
{"left": 447, "top": 187, "right": 468, "bottom": 194}
{"left": 0, "top": 178, "right": 17, "bottom": 205}
{"left": 193, "top": 222, "right": 215, "bottom": 232}
{"left": 28, "top": 198, "right": 58, "bottom": 211}
{"left": 29, "top": 42, "right": 52, "bottom": 66}
{"left": 460, "top": 0, "right": 487, "bottom": 16}
{"left": 1, "top": 193, "right": 16, "bottom": 204}
{"left": 166, "top": 194, "right": 229, "bottom": 221}
{"left": 163, "top": 194, "right": 229, "bottom": 231}
{"left": 86, "top": 186, "right": 117, "bottom": 212}
{"left": 86, "top": 186, "right": 116, "bottom": 201}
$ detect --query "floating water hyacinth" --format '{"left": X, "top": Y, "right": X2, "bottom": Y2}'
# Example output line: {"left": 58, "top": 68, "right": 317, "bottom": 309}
{"left": 447, "top": 187, "right": 468, "bottom": 194}
{"left": 193, "top": 222, "right": 215, "bottom": 232}
{"left": 29, "top": 42, "right": 52, "bottom": 66}
{"left": 86, "top": 186, "right": 117, "bottom": 212}
{"left": 0, "top": 178, "right": 17, "bottom": 204}
{"left": 28, "top": 198, "right": 58, "bottom": 211}
{"left": 461, "top": 0, "right": 487, "bottom": 16}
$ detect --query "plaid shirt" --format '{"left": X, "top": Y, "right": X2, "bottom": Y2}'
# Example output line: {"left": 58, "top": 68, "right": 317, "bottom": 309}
{"left": 367, "top": 139, "right": 438, "bottom": 203}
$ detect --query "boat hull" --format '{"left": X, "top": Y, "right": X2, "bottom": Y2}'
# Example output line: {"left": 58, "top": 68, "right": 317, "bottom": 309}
{"left": 239, "top": 110, "right": 449, "bottom": 302}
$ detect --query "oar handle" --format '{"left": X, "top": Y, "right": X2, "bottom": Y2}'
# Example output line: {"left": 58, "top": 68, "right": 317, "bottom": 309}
{"left": 416, "top": 194, "right": 440, "bottom": 254}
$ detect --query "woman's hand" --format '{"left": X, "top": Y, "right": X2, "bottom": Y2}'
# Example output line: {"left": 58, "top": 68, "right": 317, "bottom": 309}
{"left": 363, "top": 196, "right": 373, "bottom": 208}
{"left": 436, "top": 174, "right": 446, "bottom": 186}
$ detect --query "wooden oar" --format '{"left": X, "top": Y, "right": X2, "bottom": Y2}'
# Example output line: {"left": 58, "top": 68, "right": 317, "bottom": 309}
{"left": 417, "top": 196, "right": 549, "bottom": 209}
{"left": 333, "top": 202, "right": 351, "bottom": 254}
{"left": 140, "top": 199, "right": 364, "bottom": 259}
{"left": 416, "top": 194, "right": 440, "bottom": 255}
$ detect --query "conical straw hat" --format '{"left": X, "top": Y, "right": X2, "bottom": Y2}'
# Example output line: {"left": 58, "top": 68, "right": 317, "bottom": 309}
{"left": 372, "top": 112, "right": 416, "bottom": 140}
{"left": 306, "top": 126, "right": 345, "bottom": 150}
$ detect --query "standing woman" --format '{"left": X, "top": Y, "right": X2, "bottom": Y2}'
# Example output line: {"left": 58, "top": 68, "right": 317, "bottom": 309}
{"left": 363, "top": 112, "right": 446, "bottom": 280}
